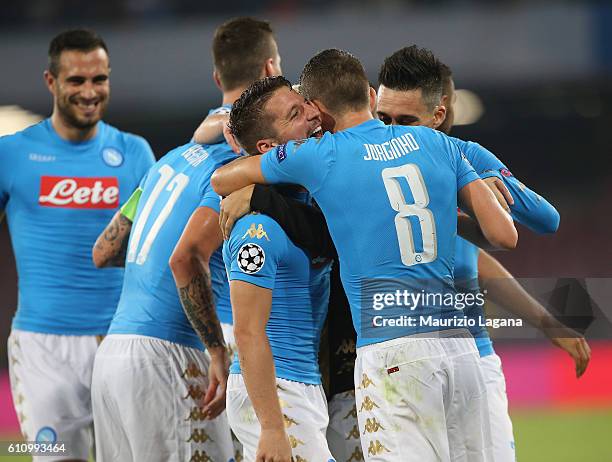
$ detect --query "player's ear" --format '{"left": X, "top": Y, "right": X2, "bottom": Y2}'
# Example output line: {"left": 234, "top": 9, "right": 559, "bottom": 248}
{"left": 213, "top": 70, "right": 222, "bottom": 91}
{"left": 43, "top": 70, "right": 56, "bottom": 96}
{"left": 432, "top": 104, "right": 447, "bottom": 130}
{"left": 255, "top": 138, "right": 277, "bottom": 155}
{"left": 263, "top": 58, "right": 275, "bottom": 78}
{"left": 369, "top": 86, "right": 377, "bottom": 114}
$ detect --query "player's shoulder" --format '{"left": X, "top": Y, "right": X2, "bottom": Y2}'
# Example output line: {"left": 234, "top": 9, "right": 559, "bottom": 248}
{"left": 99, "top": 121, "right": 152, "bottom": 154}
{"left": 203, "top": 142, "right": 238, "bottom": 168}
{"left": 0, "top": 119, "right": 46, "bottom": 148}
{"left": 229, "top": 213, "right": 287, "bottom": 251}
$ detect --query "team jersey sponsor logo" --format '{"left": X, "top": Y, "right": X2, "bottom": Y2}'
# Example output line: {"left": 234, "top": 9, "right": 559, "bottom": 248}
{"left": 500, "top": 168, "right": 513, "bottom": 177}
{"left": 237, "top": 243, "right": 265, "bottom": 274}
{"left": 101, "top": 148, "right": 124, "bottom": 167}
{"left": 39, "top": 176, "right": 119, "bottom": 209}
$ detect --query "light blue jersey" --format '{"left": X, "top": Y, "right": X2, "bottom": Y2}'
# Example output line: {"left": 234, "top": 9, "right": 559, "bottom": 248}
{"left": 451, "top": 137, "right": 560, "bottom": 357}
{"left": 0, "top": 119, "right": 154, "bottom": 335}
{"left": 109, "top": 137, "right": 236, "bottom": 350}
{"left": 260, "top": 119, "right": 480, "bottom": 347}
{"left": 223, "top": 199, "right": 331, "bottom": 384}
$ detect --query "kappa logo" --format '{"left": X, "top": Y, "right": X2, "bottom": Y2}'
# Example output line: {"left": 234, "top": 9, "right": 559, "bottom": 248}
{"left": 187, "top": 429, "right": 214, "bottom": 444}
{"left": 237, "top": 243, "right": 265, "bottom": 274}
{"left": 367, "top": 440, "right": 390, "bottom": 457}
{"left": 39, "top": 176, "right": 119, "bottom": 209}
{"left": 241, "top": 223, "right": 270, "bottom": 241}
{"left": 363, "top": 417, "right": 385, "bottom": 434}
{"left": 288, "top": 435, "right": 305, "bottom": 449}
{"left": 283, "top": 414, "right": 298, "bottom": 428}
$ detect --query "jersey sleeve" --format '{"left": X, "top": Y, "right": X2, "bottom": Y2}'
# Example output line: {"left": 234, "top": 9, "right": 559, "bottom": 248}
{"left": 225, "top": 216, "right": 287, "bottom": 290}
{"left": 442, "top": 135, "right": 479, "bottom": 190}
{"left": 451, "top": 137, "right": 560, "bottom": 233}
{"left": 450, "top": 137, "right": 506, "bottom": 174}
{"left": 480, "top": 168, "right": 560, "bottom": 233}
{"left": 198, "top": 183, "right": 222, "bottom": 213}
{"left": 260, "top": 134, "right": 335, "bottom": 193}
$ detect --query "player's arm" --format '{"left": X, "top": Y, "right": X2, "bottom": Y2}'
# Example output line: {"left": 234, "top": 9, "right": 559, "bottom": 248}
{"left": 478, "top": 250, "right": 591, "bottom": 377}
{"left": 211, "top": 155, "right": 266, "bottom": 197}
{"left": 193, "top": 113, "right": 241, "bottom": 153}
{"left": 92, "top": 187, "right": 142, "bottom": 268}
{"left": 456, "top": 138, "right": 560, "bottom": 234}
{"left": 169, "top": 206, "right": 229, "bottom": 418}
{"left": 459, "top": 178, "right": 518, "bottom": 250}
{"left": 231, "top": 280, "right": 292, "bottom": 461}
{"left": 219, "top": 184, "right": 336, "bottom": 258}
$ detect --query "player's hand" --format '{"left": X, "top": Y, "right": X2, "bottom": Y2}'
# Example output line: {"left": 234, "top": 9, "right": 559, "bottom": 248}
{"left": 219, "top": 184, "right": 255, "bottom": 240}
{"left": 223, "top": 122, "right": 242, "bottom": 154}
{"left": 256, "top": 427, "right": 293, "bottom": 462}
{"left": 201, "top": 347, "right": 230, "bottom": 419}
{"left": 550, "top": 333, "right": 591, "bottom": 378}
{"left": 483, "top": 176, "right": 514, "bottom": 212}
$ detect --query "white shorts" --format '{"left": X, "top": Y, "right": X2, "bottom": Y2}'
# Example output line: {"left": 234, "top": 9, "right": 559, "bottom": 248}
{"left": 227, "top": 374, "right": 333, "bottom": 462}
{"left": 221, "top": 322, "right": 237, "bottom": 360}
{"left": 355, "top": 330, "right": 493, "bottom": 462}
{"left": 327, "top": 390, "right": 363, "bottom": 462}
{"left": 220, "top": 322, "right": 244, "bottom": 462}
{"left": 8, "top": 329, "right": 100, "bottom": 461}
{"left": 480, "top": 353, "right": 516, "bottom": 462}
{"left": 91, "top": 334, "right": 234, "bottom": 462}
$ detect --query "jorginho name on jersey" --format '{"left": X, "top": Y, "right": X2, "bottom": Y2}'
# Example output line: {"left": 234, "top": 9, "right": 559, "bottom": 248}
{"left": 108, "top": 138, "right": 236, "bottom": 350}
{"left": 223, "top": 206, "right": 331, "bottom": 384}
{"left": 0, "top": 119, "right": 155, "bottom": 335}
{"left": 260, "top": 119, "right": 480, "bottom": 347}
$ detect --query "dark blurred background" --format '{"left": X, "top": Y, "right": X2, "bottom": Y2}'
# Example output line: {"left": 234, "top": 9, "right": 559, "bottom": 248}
{"left": 0, "top": 1, "right": 611, "bottom": 460}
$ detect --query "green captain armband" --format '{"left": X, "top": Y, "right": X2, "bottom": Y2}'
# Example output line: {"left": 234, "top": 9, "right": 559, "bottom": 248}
{"left": 120, "top": 187, "right": 143, "bottom": 221}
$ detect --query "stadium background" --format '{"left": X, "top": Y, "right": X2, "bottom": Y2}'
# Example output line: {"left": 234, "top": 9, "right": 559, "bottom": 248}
{"left": 0, "top": 1, "right": 611, "bottom": 460}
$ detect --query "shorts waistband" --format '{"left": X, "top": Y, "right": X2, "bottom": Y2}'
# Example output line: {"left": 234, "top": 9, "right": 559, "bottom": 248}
{"left": 357, "top": 328, "right": 473, "bottom": 353}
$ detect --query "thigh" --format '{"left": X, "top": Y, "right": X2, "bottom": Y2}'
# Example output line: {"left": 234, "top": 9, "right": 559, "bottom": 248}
{"left": 8, "top": 330, "right": 97, "bottom": 462}
{"left": 327, "top": 390, "right": 363, "bottom": 462}
{"left": 355, "top": 340, "right": 451, "bottom": 462}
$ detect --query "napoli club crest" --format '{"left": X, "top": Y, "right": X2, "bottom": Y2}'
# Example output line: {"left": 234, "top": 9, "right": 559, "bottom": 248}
{"left": 102, "top": 148, "right": 124, "bottom": 167}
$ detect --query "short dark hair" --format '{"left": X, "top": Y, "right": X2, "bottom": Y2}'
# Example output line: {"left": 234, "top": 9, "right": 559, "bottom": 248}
{"left": 378, "top": 46, "right": 445, "bottom": 110}
{"left": 228, "top": 76, "right": 292, "bottom": 155}
{"left": 299, "top": 49, "right": 370, "bottom": 114}
{"left": 48, "top": 29, "right": 108, "bottom": 77}
{"left": 213, "top": 17, "right": 276, "bottom": 92}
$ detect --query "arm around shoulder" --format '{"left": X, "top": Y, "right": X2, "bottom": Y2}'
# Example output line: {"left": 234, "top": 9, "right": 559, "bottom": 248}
{"left": 459, "top": 179, "right": 518, "bottom": 250}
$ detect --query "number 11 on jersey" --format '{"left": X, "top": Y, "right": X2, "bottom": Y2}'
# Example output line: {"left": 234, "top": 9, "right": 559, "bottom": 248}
{"left": 127, "top": 164, "right": 190, "bottom": 265}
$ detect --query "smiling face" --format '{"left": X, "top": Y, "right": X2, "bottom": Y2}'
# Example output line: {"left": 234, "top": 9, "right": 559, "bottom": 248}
{"left": 255, "top": 86, "right": 322, "bottom": 154}
{"left": 46, "top": 48, "right": 110, "bottom": 130}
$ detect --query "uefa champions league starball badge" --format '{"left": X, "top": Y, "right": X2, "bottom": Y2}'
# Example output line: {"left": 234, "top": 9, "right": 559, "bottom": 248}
{"left": 237, "top": 243, "right": 265, "bottom": 274}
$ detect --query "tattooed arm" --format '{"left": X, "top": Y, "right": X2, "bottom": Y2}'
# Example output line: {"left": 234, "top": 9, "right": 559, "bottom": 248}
{"left": 92, "top": 211, "right": 132, "bottom": 268}
{"left": 170, "top": 206, "right": 229, "bottom": 418}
